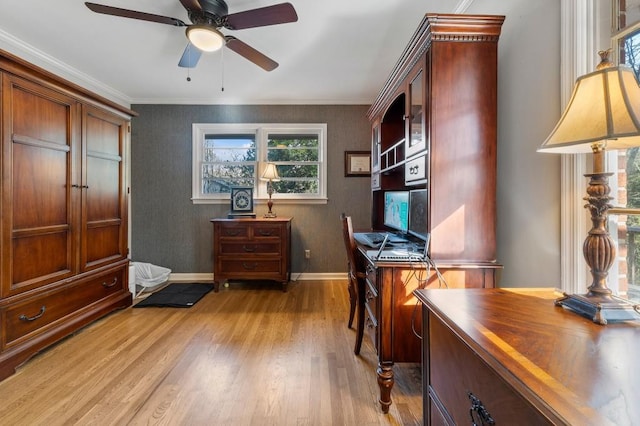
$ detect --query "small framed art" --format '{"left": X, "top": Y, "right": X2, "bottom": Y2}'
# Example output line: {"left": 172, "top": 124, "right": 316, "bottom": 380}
{"left": 344, "top": 151, "right": 371, "bottom": 177}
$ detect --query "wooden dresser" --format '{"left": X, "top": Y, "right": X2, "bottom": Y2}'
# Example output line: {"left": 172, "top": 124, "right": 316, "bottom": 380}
{"left": 414, "top": 288, "right": 640, "bottom": 425}
{"left": 211, "top": 217, "right": 292, "bottom": 292}
{"left": 0, "top": 49, "right": 133, "bottom": 381}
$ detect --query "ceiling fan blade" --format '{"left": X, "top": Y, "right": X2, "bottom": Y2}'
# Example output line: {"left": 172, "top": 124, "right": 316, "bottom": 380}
{"left": 225, "top": 36, "right": 278, "bottom": 71}
{"left": 224, "top": 2, "right": 298, "bottom": 30}
{"left": 85, "top": 2, "right": 186, "bottom": 26}
{"left": 178, "top": 43, "right": 203, "bottom": 68}
{"left": 179, "top": 0, "right": 202, "bottom": 12}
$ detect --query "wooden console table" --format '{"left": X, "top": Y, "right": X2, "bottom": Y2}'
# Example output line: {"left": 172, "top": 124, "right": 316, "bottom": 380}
{"left": 415, "top": 288, "right": 640, "bottom": 425}
{"left": 211, "top": 217, "right": 292, "bottom": 292}
{"left": 358, "top": 247, "right": 499, "bottom": 413}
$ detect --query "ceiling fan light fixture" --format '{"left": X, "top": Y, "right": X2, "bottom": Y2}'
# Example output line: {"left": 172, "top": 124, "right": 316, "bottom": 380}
{"left": 186, "top": 25, "right": 224, "bottom": 52}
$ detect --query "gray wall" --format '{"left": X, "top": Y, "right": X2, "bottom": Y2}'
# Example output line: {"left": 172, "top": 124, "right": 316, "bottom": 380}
{"left": 131, "top": 0, "right": 563, "bottom": 287}
{"left": 468, "top": 0, "right": 562, "bottom": 287}
{"left": 130, "top": 105, "right": 372, "bottom": 274}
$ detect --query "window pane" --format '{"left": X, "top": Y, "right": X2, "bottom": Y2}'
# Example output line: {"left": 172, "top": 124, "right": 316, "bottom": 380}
{"left": 273, "top": 179, "right": 319, "bottom": 195}
{"left": 277, "top": 164, "right": 319, "bottom": 178}
{"left": 617, "top": 0, "right": 640, "bottom": 30}
{"left": 618, "top": 27, "right": 640, "bottom": 81}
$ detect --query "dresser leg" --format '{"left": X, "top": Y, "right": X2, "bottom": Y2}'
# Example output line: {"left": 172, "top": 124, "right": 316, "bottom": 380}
{"left": 213, "top": 281, "right": 220, "bottom": 292}
{"left": 377, "top": 363, "right": 394, "bottom": 413}
{"left": 282, "top": 281, "right": 288, "bottom": 292}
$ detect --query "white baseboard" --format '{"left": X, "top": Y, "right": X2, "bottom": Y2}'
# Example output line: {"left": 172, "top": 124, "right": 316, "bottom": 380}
{"left": 169, "top": 272, "right": 348, "bottom": 282}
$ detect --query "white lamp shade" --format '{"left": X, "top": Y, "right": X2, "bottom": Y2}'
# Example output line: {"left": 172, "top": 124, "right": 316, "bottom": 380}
{"left": 186, "top": 26, "right": 224, "bottom": 52}
{"left": 261, "top": 163, "right": 281, "bottom": 181}
{"left": 538, "top": 65, "right": 640, "bottom": 153}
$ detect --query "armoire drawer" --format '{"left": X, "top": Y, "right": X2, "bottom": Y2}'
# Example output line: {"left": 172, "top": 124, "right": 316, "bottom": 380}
{"left": 3, "top": 267, "right": 125, "bottom": 347}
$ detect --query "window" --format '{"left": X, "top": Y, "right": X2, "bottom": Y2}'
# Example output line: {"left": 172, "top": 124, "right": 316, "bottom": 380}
{"left": 610, "top": 0, "right": 640, "bottom": 303}
{"left": 192, "top": 123, "right": 327, "bottom": 204}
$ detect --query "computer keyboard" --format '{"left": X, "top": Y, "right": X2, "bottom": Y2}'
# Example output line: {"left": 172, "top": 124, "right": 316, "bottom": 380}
{"left": 354, "top": 232, "right": 407, "bottom": 247}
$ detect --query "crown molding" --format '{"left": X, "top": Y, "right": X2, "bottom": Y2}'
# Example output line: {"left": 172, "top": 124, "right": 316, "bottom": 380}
{"left": 0, "top": 28, "right": 132, "bottom": 108}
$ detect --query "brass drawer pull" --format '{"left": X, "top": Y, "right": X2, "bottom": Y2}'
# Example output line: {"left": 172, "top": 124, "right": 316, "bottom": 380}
{"left": 225, "top": 229, "right": 241, "bottom": 236}
{"left": 242, "top": 262, "right": 258, "bottom": 270}
{"left": 257, "top": 229, "right": 273, "bottom": 236}
{"left": 19, "top": 306, "right": 46, "bottom": 322}
{"left": 102, "top": 277, "right": 118, "bottom": 288}
{"left": 242, "top": 245, "right": 256, "bottom": 252}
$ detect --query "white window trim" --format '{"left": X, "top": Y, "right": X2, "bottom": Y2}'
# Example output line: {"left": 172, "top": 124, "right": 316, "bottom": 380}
{"left": 560, "top": 0, "right": 610, "bottom": 294}
{"left": 192, "top": 122, "right": 328, "bottom": 204}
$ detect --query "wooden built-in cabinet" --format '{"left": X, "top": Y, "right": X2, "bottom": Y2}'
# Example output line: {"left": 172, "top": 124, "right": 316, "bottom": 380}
{"left": 363, "top": 14, "right": 504, "bottom": 412}
{"left": 211, "top": 218, "right": 292, "bottom": 292}
{"left": 367, "top": 13, "right": 504, "bottom": 264}
{"left": 0, "top": 49, "right": 133, "bottom": 381}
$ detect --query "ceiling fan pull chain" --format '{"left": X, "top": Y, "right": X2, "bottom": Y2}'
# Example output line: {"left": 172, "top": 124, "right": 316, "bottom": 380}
{"left": 186, "top": 44, "right": 192, "bottom": 82}
{"left": 221, "top": 47, "right": 225, "bottom": 92}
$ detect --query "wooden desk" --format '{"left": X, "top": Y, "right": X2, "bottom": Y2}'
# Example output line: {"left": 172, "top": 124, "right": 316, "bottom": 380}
{"left": 414, "top": 288, "right": 640, "bottom": 425}
{"left": 357, "top": 247, "right": 499, "bottom": 413}
{"left": 211, "top": 217, "right": 292, "bottom": 292}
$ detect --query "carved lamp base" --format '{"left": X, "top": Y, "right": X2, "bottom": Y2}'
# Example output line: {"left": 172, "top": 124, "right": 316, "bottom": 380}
{"left": 556, "top": 293, "right": 640, "bottom": 325}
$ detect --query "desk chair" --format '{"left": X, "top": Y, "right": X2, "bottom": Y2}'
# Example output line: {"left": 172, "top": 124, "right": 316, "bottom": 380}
{"left": 340, "top": 213, "right": 365, "bottom": 355}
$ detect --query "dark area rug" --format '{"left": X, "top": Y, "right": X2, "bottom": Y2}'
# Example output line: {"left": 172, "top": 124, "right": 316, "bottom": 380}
{"left": 133, "top": 283, "right": 215, "bottom": 308}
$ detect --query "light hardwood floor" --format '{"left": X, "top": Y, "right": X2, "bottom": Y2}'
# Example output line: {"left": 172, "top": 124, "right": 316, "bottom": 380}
{"left": 0, "top": 280, "right": 422, "bottom": 425}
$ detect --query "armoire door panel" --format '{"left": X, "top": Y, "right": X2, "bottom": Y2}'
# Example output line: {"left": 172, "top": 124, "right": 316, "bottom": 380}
{"left": 12, "top": 143, "right": 69, "bottom": 228}
{"left": 80, "top": 106, "right": 127, "bottom": 271}
{"left": 85, "top": 224, "right": 121, "bottom": 265}
{"left": 10, "top": 85, "right": 70, "bottom": 146}
{"left": 86, "top": 156, "right": 120, "bottom": 220}
{"left": 2, "top": 75, "right": 79, "bottom": 297}
{"left": 12, "top": 232, "right": 71, "bottom": 287}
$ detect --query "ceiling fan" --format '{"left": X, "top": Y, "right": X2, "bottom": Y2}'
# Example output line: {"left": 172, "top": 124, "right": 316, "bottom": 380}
{"left": 85, "top": 0, "right": 298, "bottom": 71}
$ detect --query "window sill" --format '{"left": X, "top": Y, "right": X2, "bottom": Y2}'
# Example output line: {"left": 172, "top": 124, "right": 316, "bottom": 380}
{"left": 192, "top": 198, "right": 328, "bottom": 205}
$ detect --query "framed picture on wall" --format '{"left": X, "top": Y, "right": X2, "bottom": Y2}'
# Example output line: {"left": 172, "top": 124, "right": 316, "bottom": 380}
{"left": 344, "top": 151, "right": 371, "bottom": 177}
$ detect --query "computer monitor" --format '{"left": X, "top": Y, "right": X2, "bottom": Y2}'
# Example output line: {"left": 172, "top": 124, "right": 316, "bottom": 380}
{"left": 383, "top": 191, "right": 409, "bottom": 233}
{"left": 408, "top": 188, "right": 428, "bottom": 241}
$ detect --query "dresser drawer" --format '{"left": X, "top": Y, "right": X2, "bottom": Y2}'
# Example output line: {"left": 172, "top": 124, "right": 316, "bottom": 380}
{"left": 216, "top": 259, "right": 283, "bottom": 275}
{"left": 217, "top": 223, "right": 251, "bottom": 239}
{"left": 3, "top": 267, "right": 125, "bottom": 348}
{"left": 219, "top": 241, "right": 281, "bottom": 255}
{"left": 428, "top": 312, "right": 550, "bottom": 425}
{"left": 252, "top": 223, "right": 284, "bottom": 239}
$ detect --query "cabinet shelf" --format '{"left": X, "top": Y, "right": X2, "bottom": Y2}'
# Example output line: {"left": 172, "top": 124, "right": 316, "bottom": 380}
{"left": 379, "top": 138, "right": 405, "bottom": 172}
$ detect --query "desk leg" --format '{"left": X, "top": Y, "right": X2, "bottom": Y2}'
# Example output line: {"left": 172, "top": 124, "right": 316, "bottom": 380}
{"left": 377, "top": 362, "right": 394, "bottom": 413}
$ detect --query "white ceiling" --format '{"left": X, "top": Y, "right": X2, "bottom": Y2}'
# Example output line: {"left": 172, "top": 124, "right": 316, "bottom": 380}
{"left": 0, "top": 0, "right": 469, "bottom": 106}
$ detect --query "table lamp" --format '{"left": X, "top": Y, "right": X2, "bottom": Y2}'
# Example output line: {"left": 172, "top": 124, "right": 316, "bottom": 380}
{"left": 538, "top": 50, "right": 640, "bottom": 324}
{"left": 261, "top": 163, "right": 280, "bottom": 218}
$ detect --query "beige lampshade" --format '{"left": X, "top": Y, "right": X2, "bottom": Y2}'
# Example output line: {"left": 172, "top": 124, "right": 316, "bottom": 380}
{"left": 538, "top": 65, "right": 640, "bottom": 154}
{"left": 261, "top": 163, "right": 281, "bottom": 181}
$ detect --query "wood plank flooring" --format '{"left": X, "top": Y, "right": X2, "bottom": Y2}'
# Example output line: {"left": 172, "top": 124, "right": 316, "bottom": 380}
{"left": 0, "top": 280, "right": 422, "bottom": 426}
